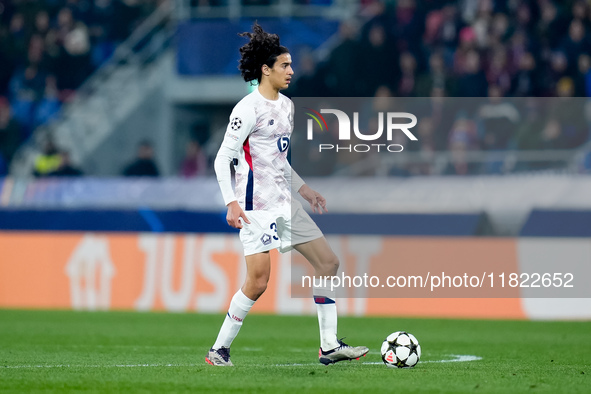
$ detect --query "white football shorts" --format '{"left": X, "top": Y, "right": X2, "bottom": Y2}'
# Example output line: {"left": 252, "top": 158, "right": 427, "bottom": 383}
{"left": 239, "top": 200, "right": 324, "bottom": 256}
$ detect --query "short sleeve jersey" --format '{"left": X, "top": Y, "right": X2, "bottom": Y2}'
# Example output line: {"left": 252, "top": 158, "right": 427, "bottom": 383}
{"left": 221, "top": 89, "right": 293, "bottom": 211}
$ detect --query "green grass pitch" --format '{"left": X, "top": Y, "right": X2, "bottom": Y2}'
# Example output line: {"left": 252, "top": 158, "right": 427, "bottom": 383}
{"left": 0, "top": 310, "right": 589, "bottom": 393}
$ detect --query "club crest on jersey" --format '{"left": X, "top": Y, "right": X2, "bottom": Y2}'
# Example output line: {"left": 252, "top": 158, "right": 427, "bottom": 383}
{"left": 277, "top": 136, "right": 290, "bottom": 152}
{"left": 260, "top": 234, "right": 272, "bottom": 245}
{"left": 268, "top": 119, "right": 274, "bottom": 126}
{"left": 230, "top": 117, "right": 242, "bottom": 130}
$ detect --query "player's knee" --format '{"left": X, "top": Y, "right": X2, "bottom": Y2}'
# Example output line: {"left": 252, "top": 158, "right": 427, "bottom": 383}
{"left": 244, "top": 273, "right": 269, "bottom": 299}
{"left": 251, "top": 273, "right": 269, "bottom": 295}
{"left": 328, "top": 254, "right": 340, "bottom": 274}
{"left": 253, "top": 279, "right": 268, "bottom": 298}
{"left": 319, "top": 254, "right": 339, "bottom": 276}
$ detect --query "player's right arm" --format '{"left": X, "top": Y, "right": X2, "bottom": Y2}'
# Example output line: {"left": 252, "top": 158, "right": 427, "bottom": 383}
{"left": 214, "top": 105, "right": 256, "bottom": 229}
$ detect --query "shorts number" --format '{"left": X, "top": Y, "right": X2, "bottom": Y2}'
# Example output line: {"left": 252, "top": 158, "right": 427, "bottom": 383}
{"left": 270, "top": 223, "right": 279, "bottom": 240}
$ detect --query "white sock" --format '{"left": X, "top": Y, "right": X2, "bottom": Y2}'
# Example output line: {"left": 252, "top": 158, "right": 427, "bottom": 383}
{"left": 314, "top": 283, "right": 339, "bottom": 351}
{"left": 212, "top": 289, "right": 255, "bottom": 349}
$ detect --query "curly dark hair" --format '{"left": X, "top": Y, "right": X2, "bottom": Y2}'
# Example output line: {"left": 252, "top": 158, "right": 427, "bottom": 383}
{"left": 238, "top": 22, "right": 289, "bottom": 84}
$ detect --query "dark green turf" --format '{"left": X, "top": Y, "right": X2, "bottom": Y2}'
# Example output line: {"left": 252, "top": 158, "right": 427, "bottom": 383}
{"left": 0, "top": 310, "right": 589, "bottom": 393}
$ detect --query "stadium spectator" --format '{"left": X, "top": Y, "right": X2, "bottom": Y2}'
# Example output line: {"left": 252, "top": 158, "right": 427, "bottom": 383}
{"left": 452, "top": 26, "right": 478, "bottom": 75}
{"left": 456, "top": 49, "right": 488, "bottom": 97}
{"left": 54, "top": 8, "right": 93, "bottom": 93}
{"left": 515, "top": 99, "right": 546, "bottom": 151}
{"left": 550, "top": 77, "right": 588, "bottom": 148}
{"left": 33, "top": 75, "right": 61, "bottom": 129}
{"left": 415, "top": 52, "right": 456, "bottom": 97}
{"left": 514, "top": 2, "right": 535, "bottom": 36}
{"left": 413, "top": 116, "right": 436, "bottom": 153}
{"left": 33, "top": 138, "right": 61, "bottom": 177}
{"left": 0, "top": 97, "right": 21, "bottom": 169}
{"left": 581, "top": 150, "right": 591, "bottom": 173}
{"left": 290, "top": 49, "right": 326, "bottom": 97}
{"left": 447, "top": 112, "right": 479, "bottom": 151}
{"left": 0, "top": 153, "right": 6, "bottom": 176}
{"left": 111, "top": 0, "right": 145, "bottom": 43}
{"left": 443, "top": 136, "right": 481, "bottom": 176}
{"left": 560, "top": 19, "right": 589, "bottom": 76}
{"left": 33, "top": 10, "right": 51, "bottom": 39}
{"left": 0, "top": 26, "right": 15, "bottom": 97}
{"left": 406, "top": 116, "right": 436, "bottom": 175}
{"left": 539, "top": 118, "right": 565, "bottom": 151}
{"left": 477, "top": 85, "right": 520, "bottom": 151}
{"left": 88, "top": 0, "right": 117, "bottom": 67}
{"left": 575, "top": 53, "right": 591, "bottom": 97}
{"left": 324, "top": 20, "right": 362, "bottom": 97}
{"left": 122, "top": 140, "right": 160, "bottom": 177}
{"left": 179, "top": 140, "right": 207, "bottom": 177}
{"left": 485, "top": 48, "right": 512, "bottom": 95}
{"left": 397, "top": 51, "right": 418, "bottom": 96}
{"left": 423, "top": 4, "right": 463, "bottom": 53}
{"left": 8, "top": 13, "right": 27, "bottom": 62}
{"left": 47, "top": 151, "right": 83, "bottom": 177}
{"left": 433, "top": 87, "right": 458, "bottom": 149}
{"left": 537, "top": 1, "right": 569, "bottom": 50}
{"left": 511, "top": 51, "right": 539, "bottom": 97}
{"left": 358, "top": 22, "right": 398, "bottom": 96}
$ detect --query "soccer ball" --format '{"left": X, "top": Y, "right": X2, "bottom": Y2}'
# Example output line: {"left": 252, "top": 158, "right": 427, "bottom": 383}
{"left": 381, "top": 331, "right": 421, "bottom": 368}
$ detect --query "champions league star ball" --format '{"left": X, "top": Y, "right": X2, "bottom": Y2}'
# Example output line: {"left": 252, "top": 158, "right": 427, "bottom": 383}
{"left": 381, "top": 331, "right": 421, "bottom": 368}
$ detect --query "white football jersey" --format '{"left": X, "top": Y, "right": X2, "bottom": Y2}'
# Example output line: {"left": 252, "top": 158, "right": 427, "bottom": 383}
{"left": 216, "top": 89, "right": 295, "bottom": 211}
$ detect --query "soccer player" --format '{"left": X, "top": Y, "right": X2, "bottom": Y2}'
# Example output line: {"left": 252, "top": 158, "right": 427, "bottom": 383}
{"left": 206, "top": 23, "right": 369, "bottom": 367}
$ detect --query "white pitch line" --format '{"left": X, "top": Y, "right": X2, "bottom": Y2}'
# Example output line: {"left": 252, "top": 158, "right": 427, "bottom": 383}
{"left": 270, "top": 355, "right": 482, "bottom": 367}
{"left": 432, "top": 354, "right": 482, "bottom": 363}
{"left": 360, "top": 355, "right": 482, "bottom": 366}
{"left": 0, "top": 355, "right": 481, "bottom": 369}
{"left": 0, "top": 364, "right": 197, "bottom": 369}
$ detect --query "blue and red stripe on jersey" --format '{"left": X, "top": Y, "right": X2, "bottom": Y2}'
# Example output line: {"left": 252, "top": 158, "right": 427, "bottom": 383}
{"left": 243, "top": 138, "right": 254, "bottom": 211}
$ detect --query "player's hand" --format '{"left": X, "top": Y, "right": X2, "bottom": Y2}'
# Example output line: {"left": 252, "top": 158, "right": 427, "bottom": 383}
{"left": 298, "top": 184, "right": 328, "bottom": 214}
{"left": 226, "top": 201, "right": 250, "bottom": 229}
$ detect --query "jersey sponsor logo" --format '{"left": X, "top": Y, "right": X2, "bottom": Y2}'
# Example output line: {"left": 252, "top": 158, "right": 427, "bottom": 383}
{"left": 226, "top": 132, "right": 239, "bottom": 141}
{"left": 260, "top": 234, "right": 272, "bottom": 245}
{"left": 277, "top": 136, "right": 290, "bottom": 152}
{"left": 230, "top": 117, "right": 242, "bottom": 130}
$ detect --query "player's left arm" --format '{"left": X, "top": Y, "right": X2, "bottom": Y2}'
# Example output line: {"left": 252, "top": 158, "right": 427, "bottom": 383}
{"left": 285, "top": 99, "right": 327, "bottom": 214}
{"left": 284, "top": 162, "right": 327, "bottom": 214}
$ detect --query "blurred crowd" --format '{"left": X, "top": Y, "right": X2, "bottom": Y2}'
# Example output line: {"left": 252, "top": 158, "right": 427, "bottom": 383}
{"left": 30, "top": 135, "right": 209, "bottom": 178}
{"left": 0, "top": 0, "right": 158, "bottom": 175}
{"left": 190, "top": 0, "right": 333, "bottom": 6}
{"left": 289, "top": 0, "right": 591, "bottom": 174}
{"left": 3, "top": 0, "right": 591, "bottom": 177}
{"left": 292, "top": 95, "right": 591, "bottom": 176}
{"left": 292, "top": 0, "right": 591, "bottom": 99}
